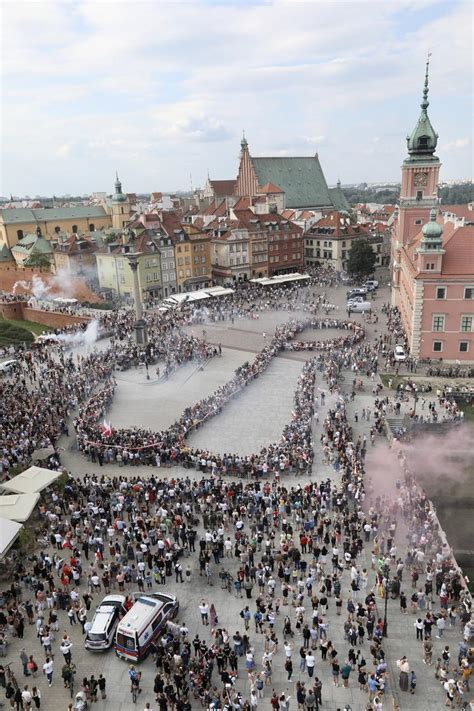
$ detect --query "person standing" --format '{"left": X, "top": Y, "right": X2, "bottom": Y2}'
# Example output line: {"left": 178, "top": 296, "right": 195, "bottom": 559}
{"left": 199, "top": 600, "right": 209, "bottom": 625}
{"left": 31, "top": 687, "right": 41, "bottom": 709}
{"left": 20, "top": 649, "right": 30, "bottom": 677}
{"left": 42, "top": 657, "right": 54, "bottom": 687}
{"left": 396, "top": 656, "right": 409, "bottom": 692}
{"left": 98, "top": 674, "right": 107, "bottom": 700}
{"left": 285, "top": 657, "right": 293, "bottom": 681}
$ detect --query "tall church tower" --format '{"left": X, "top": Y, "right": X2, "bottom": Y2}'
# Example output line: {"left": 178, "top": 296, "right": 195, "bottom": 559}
{"left": 111, "top": 173, "right": 130, "bottom": 230}
{"left": 391, "top": 57, "right": 441, "bottom": 303}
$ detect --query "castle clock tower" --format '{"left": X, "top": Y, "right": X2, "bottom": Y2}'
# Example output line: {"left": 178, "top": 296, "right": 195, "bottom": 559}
{"left": 391, "top": 57, "right": 441, "bottom": 303}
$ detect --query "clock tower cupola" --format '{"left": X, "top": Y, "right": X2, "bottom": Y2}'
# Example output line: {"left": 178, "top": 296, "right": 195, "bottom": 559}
{"left": 397, "top": 56, "right": 441, "bottom": 247}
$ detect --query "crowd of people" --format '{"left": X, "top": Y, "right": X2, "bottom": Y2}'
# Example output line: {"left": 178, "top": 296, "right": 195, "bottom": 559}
{"left": 0, "top": 272, "right": 472, "bottom": 710}
{"left": 73, "top": 317, "right": 365, "bottom": 475}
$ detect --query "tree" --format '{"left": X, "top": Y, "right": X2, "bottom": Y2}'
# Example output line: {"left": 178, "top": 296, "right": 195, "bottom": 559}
{"left": 25, "top": 253, "right": 52, "bottom": 270}
{"left": 346, "top": 239, "right": 376, "bottom": 279}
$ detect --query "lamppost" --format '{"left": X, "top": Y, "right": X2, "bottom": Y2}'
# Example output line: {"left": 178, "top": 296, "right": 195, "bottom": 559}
{"left": 383, "top": 562, "right": 390, "bottom": 637}
{"left": 126, "top": 252, "right": 147, "bottom": 345}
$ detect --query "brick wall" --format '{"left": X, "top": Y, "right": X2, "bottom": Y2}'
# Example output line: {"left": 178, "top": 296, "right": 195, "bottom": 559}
{"left": 22, "top": 308, "right": 90, "bottom": 330}
{"left": 0, "top": 301, "right": 89, "bottom": 329}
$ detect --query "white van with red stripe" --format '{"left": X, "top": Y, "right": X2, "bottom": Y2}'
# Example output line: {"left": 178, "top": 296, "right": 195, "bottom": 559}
{"left": 115, "top": 592, "right": 179, "bottom": 661}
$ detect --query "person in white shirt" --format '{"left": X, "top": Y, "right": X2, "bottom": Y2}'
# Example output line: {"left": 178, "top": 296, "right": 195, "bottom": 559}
{"left": 43, "top": 657, "right": 54, "bottom": 686}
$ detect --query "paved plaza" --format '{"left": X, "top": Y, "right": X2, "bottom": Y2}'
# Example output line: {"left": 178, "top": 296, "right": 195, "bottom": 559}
{"left": 1, "top": 283, "right": 468, "bottom": 711}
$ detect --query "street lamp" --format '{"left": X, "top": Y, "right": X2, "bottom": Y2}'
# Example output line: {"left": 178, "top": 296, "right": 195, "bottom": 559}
{"left": 383, "top": 563, "right": 390, "bottom": 637}
{"left": 126, "top": 252, "right": 147, "bottom": 345}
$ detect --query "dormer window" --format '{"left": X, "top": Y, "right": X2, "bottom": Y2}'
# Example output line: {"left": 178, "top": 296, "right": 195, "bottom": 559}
{"left": 418, "top": 136, "right": 429, "bottom": 148}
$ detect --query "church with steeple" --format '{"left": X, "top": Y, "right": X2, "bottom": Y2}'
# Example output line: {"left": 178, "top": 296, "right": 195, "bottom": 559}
{"left": 391, "top": 59, "right": 474, "bottom": 362}
{"left": 109, "top": 173, "right": 131, "bottom": 230}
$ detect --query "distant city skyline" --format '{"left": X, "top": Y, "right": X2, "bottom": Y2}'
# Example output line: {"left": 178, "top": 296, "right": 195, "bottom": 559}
{"left": 1, "top": 0, "right": 472, "bottom": 196}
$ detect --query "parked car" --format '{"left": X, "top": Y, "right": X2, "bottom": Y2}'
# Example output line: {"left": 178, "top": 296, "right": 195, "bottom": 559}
{"left": 348, "top": 301, "right": 372, "bottom": 313}
{"left": 347, "top": 295, "right": 365, "bottom": 304}
{"left": 347, "top": 288, "right": 367, "bottom": 300}
{"left": 364, "top": 280, "right": 379, "bottom": 290}
{"left": 85, "top": 594, "right": 127, "bottom": 651}
{"left": 394, "top": 345, "right": 407, "bottom": 362}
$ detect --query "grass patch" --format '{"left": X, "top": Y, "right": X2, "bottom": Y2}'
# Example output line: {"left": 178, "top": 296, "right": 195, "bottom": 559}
{"left": 379, "top": 373, "right": 405, "bottom": 390}
{"left": 459, "top": 402, "right": 474, "bottom": 422}
{"left": 0, "top": 315, "right": 51, "bottom": 337}
{"left": 0, "top": 321, "right": 35, "bottom": 346}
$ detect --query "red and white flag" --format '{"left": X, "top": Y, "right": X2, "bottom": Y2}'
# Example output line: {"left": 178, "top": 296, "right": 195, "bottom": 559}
{"left": 102, "top": 419, "right": 112, "bottom": 437}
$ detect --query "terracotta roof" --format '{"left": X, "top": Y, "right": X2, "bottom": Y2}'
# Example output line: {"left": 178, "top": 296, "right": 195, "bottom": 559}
{"left": 54, "top": 235, "right": 97, "bottom": 255}
{"left": 439, "top": 225, "right": 474, "bottom": 275}
{"left": 233, "top": 209, "right": 302, "bottom": 233}
{"left": 307, "top": 211, "right": 368, "bottom": 239}
{"left": 439, "top": 204, "right": 474, "bottom": 223}
{"left": 209, "top": 180, "right": 236, "bottom": 197}
{"left": 160, "top": 211, "right": 185, "bottom": 239}
{"left": 233, "top": 197, "right": 251, "bottom": 210}
{"left": 259, "top": 181, "right": 284, "bottom": 194}
{"left": 281, "top": 210, "right": 295, "bottom": 220}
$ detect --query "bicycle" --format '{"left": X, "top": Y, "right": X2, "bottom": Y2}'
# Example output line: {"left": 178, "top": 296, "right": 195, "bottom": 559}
{"left": 4, "top": 663, "right": 17, "bottom": 689}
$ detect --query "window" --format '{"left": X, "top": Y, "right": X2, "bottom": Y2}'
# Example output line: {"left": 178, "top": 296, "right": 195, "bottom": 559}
{"left": 432, "top": 314, "right": 445, "bottom": 332}
{"left": 460, "top": 316, "right": 473, "bottom": 332}
{"left": 16, "top": 229, "right": 24, "bottom": 239}
{"left": 201, "top": 255, "right": 206, "bottom": 263}
{"left": 202, "top": 267, "right": 206, "bottom": 275}
{"left": 163, "top": 274, "right": 169, "bottom": 282}
{"left": 415, "top": 219, "right": 422, "bottom": 225}
{"left": 436, "top": 287, "right": 446, "bottom": 299}
{"left": 433, "top": 341, "right": 443, "bottom": 352}
{"left": 416, "top": 191, "right": 423, "bottom": 201}
{"left": 464, "top": 287, "right": 474, "bottom": 299}
{"left": 161, "top": 262, "right": 167, "bottom": 271}
{"left": 194, "top": 256, "right": 199, "bottom": 265}
{"left": 72, "top": 225, "right": 78, "bottom": 233}
{"left": 459, "top": 342, "right": 469, "bottom": 353}
{"left": 179, "top": 270, "right": 183, "bottom": 278}
{"left": 89, "top": 223, "right": 95, "bottom": 231}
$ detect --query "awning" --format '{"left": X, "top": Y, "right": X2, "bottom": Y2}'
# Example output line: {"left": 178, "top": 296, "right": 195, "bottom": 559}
{"left": 0, "top": 518, "right": 23, "bottom": 559}
{"left": 0, "top": 494, "right": 40, "bottom": 522}
{"left": 31, "top": 446, "right": 56, "bottom": 461}
{"left": 1, "top": 466, "right": 63, "bottom": 495}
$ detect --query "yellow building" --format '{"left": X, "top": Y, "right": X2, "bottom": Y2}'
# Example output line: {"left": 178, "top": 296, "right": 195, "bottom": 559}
{"left": 184, "top": 223, "right": 212, "bottom": 290}
{"left": 0, "top": 205, "right": 111, "bottom": 249}
{"left": 96, "top": 233, "right": 162, "bottom": 299}
{"left": 108, "top": 174, "right": 131, "bottom": 230}
{"left": 0, "top": 175, "right": 132, "bottom": 250}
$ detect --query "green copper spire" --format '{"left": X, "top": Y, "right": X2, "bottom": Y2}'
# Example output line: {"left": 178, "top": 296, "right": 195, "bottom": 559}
{"left": 406, "top": 55, "right": 438, "bottom": 159}
{"left": 112, "top": 172, "right": 126, "bottom": 203}
{"left": 420, "top": 206, "right": 443, "bottom": 251}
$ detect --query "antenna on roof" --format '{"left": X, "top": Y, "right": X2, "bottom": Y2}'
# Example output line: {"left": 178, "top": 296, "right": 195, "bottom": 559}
{"left": 190, "top": 173, "right": 193, "bottom": 193}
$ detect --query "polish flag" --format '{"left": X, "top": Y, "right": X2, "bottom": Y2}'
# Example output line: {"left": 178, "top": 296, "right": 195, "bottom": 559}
{"left": 102, "top": 419, "right": 112, "bottom": 437}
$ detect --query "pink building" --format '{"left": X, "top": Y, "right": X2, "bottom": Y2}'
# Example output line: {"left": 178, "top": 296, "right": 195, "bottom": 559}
{"left": 391, "top": 61, "right": 474, "bottom": 362}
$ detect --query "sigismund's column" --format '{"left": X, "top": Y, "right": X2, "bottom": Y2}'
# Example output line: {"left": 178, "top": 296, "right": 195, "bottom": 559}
{"left": 126, "top": 252, "right": 148, "bottom": 345}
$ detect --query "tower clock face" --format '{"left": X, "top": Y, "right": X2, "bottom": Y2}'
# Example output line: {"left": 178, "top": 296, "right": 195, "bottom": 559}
{"left": 414, "top": 172, "right": 429, "bottom": 187}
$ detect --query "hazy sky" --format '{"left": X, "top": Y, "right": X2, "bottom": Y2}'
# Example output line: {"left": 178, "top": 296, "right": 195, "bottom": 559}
{"left": 1, "top": 0, "right": 472, "bottom": 196}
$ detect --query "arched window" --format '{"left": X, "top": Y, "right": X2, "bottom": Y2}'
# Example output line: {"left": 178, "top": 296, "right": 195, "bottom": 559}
{"left": 89, "top": 223, "right": 95, "bottom": 232}
{"left": 16, "top": 229, "right": 24, "bottom": 239}
{"left": 72, "top": 225, "right": 78, "bottom": 233}
{"left": 54, "top": 226, "right": 61, "bottom": 234}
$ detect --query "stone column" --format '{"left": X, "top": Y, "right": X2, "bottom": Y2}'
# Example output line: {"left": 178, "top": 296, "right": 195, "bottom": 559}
{"left": 126, "top": 252, "right": 147, "bottom": 345}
